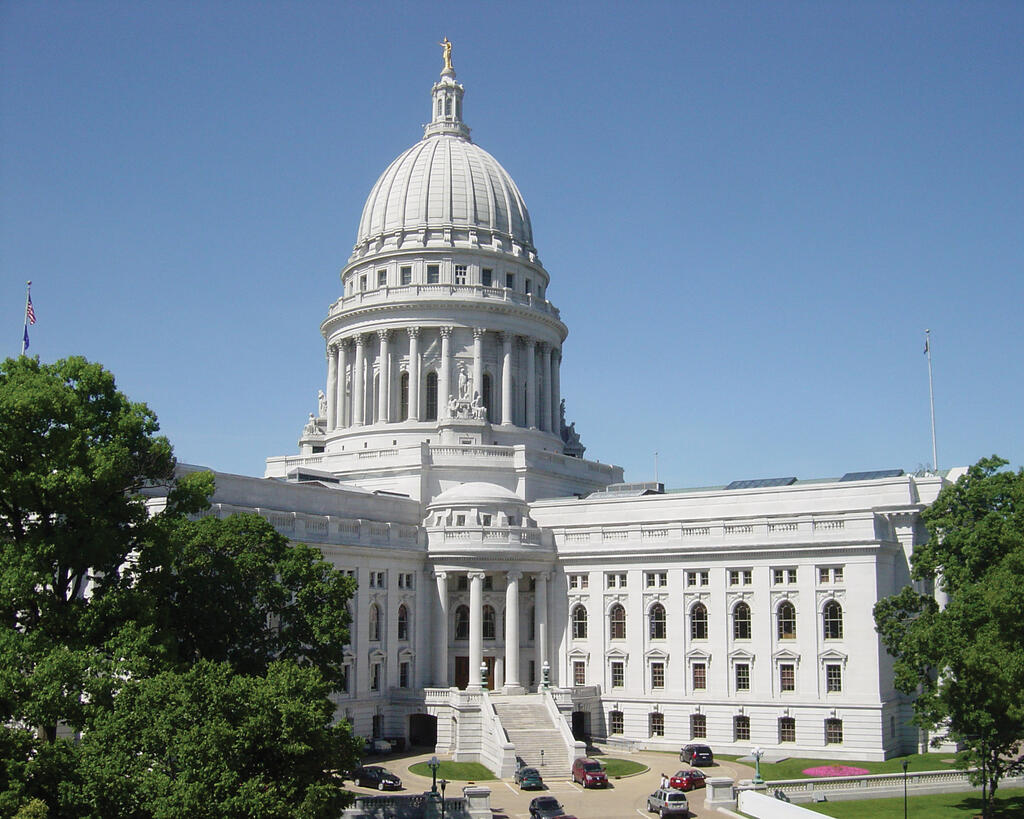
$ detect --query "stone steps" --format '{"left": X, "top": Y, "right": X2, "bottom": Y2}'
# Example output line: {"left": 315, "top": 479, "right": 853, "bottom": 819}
{"left": 491, "top": 695, "right": 573, "bottom": 778}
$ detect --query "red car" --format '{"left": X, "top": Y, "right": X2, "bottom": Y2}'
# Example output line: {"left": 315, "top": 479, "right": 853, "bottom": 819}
{"left": 669, "top": 769, "right": 707, "bottom": 791}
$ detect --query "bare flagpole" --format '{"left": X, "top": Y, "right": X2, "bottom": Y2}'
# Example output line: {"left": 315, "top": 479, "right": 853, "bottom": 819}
{"left": 925, "top": 329, "right": 937, "bottom": 472}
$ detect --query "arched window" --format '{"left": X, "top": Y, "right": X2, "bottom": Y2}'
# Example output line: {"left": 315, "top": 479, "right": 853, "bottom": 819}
{"left": 733, "top": 602, "right": 752, "bottom": 640}
{"left": 425, "top": 372, "right": 438, "bottom": 420}
{"left": 482, "top": 373, "right": 492, "bottom": 420}
{"left": 649, "top": 603, "right": 667, "bottom": 640}
{"left": 609, "top": 603, "right": 626, "bottom": 640}
{"left": 483, "top": 605, "right": 496, "bottom": 641}
{"left": 445, "top": 97, "right": 452, "bottom": 116}
{"left": 436, "top": 98, "right": 442, "bottom": 117}
{"left": 397, "top": 604, "right": 409, "bottom": 641}
{"left": 368, "top": 603, "right": 381, "bottom": 642}
{"left": 777, "top": 601, "right": 796, "bottom": 640}
{"left": 572, "top": 604, "right": 588, "bottom": 639}
{"left": 399, "top": 371, "right": 409, "bottom": 420}
{"left": 823, "top": 600, "right": 844, "bottom": 639}
{"left": 455, "top": 605, "right": 470, "bottom": 641}
{"left": 690, "top": 602, "right": 708, "bottom": 640}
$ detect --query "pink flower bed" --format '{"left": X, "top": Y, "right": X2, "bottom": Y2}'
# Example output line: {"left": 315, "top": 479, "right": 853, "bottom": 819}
{"left": 801, "top": 765, "right": 870, "bottom": 777}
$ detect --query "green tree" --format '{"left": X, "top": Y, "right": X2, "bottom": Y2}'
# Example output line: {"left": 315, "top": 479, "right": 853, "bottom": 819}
{"left": 0, "top": 357, "right": 359, "bottom": 817}
{"left": 874, "top": 456, "right": 1024, "bottom": 818}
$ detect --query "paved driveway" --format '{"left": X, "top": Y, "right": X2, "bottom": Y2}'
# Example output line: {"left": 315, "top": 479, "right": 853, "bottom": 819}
{"left": 356, "top": 747, "right": 752, "bottom": 819}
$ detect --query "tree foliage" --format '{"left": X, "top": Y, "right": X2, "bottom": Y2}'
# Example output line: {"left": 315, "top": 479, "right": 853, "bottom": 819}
{"left": 874, "top": 456, "right": 1024, "bottom": 817}
{"left": 0, "top": 357, "right": 359, "bottom": 818}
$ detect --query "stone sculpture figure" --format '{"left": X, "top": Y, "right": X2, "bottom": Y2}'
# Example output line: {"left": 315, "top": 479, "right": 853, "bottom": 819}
{"left": 458, "top": 363, "right": 470, "bottom": 400}
{"left": 303, "top": 413, "right": 319, "bottom": 437}
{"left": 317, "top": 389, "right": 327, "bottom": 418}
{"left": 471, "top": 391, "right": 486, "bottom": 420}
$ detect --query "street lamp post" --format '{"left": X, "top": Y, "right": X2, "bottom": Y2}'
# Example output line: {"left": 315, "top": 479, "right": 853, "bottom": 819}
{"left": 428, "top": 755, "right": 440, "bottom": 794}
{"left": 901, "top": 758, "right": 908, "bottom": 819}
{"left": 751, "top": 746, "right": 764, "bottom": 785}
{"left": 439, "top": 778, "right": 449, "bottom": 819}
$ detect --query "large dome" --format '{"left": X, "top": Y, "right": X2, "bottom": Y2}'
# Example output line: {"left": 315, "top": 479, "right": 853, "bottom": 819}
{"left": 355, "top": 136, "right": 533, "bottom": 249}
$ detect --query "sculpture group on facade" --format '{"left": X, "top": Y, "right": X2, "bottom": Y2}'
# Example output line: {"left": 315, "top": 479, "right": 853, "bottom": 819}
{"left": 447, "top": 362, "right": 487, "bottom": 421}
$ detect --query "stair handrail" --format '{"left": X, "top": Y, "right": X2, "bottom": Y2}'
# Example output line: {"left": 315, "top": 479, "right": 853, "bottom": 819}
{"left": 480, "top": 690, "right": 517, "bottom": 778}
{"left": 540, "top": 688, "right": 587, "bottom": 771}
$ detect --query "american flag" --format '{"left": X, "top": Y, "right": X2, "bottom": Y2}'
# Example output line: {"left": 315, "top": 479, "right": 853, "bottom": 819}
{"left": 26, "top": 294, "right": 36, "bottom": 325}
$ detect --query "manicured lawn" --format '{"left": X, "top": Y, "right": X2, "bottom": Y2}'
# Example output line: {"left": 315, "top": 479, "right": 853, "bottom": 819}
{"left": 600, "top": 758, "right": 648, "bottom": 777}
{"left": 803, "top": 787, "right": 1024, "bottom": 818}
{"left": 759, "top": 752, "right": 958, "bottom": 781}
{"left": 408, "top": 760, "right": 496, "bottom": 781}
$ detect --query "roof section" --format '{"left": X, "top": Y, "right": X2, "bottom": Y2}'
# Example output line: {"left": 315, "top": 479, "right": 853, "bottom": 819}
{"left": 839, "top": 469, "right": 905, "bottom": 482}
{"left": 725, "top": 477, "right": 798, "bottom": 490}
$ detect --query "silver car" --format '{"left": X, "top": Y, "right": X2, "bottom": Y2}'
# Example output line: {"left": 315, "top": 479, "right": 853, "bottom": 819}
{"left": 647, "top": 787, "right": 689, "bottom": 816}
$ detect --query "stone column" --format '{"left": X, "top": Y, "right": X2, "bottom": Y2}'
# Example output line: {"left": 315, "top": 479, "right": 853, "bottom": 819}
{"left": 535, "top": 571, "right": 549, "bottom": 682}
{"left": 525, "top": 338, "right": 537, "bottom": 429}
{"left": 434, "top": 571, "right": 449, "bottom": 687}
{"left": 551, "top": 347, "right": 561, "bottom": 436}
{"left": 500, "top": 332, "right": 513, "bottom": 426}
{"left": 439, "top": 326, "right": 453, "bottom": 418}
{"left": 407, "top": 327, "right": 420, "bottom": 421}
{"left": 377, "top": 329, "right": 390, "bottom": 423}
{"left": 504, "top": 570, "right": 522, "bottom": 693}
{"left": 472, "top": 327, "right": 484, "bottom": 404}
{"left": 337, "top": 341, "right": 349, "bottom": 429}
{"left": 326, "top": 345, "right": 338, "bottom": 431}
{"left": 352, "top": 335, "right": 366, "bottom": 427}
{"left": 540, "top": 342, "right": 551, "bottom": 432}
{"left": 468, "top": 571, "right": 485, "bottom": 690}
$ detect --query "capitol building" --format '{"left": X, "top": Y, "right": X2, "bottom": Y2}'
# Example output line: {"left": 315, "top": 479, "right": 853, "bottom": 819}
{"left": 182, "top": 47, "right": 955, "bottom": 773}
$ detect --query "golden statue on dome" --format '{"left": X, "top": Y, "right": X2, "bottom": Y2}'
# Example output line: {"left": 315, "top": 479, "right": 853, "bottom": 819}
{"left": 439, "top": 37, "right": 453, "bottom": 71}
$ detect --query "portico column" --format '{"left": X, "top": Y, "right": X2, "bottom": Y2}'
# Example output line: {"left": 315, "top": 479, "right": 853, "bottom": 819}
{"left": 525, "top": 338, "right": 537, "bottom": 429}
{"left": 434, "top": 571, "right": 449, "bottom": 686}
{"left": 468, "top": 571, "right": 485, "bottom": 690}
{"left": 439, "top": 326, "right": 453, "bottom": 418}
{"left": 540, "top": 342, "right": 551, "bottom": 432}
{"left": 337, "top": 341, "right": 349, "bottom": 429}
{"left": 352, "top": 334, "right": 366, "bottom": 427}
{"left": 536, "top": 571, "right": 549, "bottom": 684}
{"left": 500, "top": 332, "right": 513, "bottom": 426}
{"left": 504, "top": 570, "right": 522, "bottom": 693}
{"left": 407, "top": 327, "right": 420, "bottom": 421}
{"left": 326, "top": 345, "right": 338, "bottom": 431}
{"left": 551, "top": 348, "right": 561, "bottom": 435}
{"left": 472, "top": 327, "right": 484, "bottom": 404}
{"left": 377, "top": 329, "right": 390, "bottom": 423}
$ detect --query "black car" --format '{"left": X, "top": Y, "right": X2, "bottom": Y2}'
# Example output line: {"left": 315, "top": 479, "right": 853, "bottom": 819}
{"left": 353, "top": 765, "right": 402, "bottom": 790}
{"left": 529, "top": 795, "right": 565, "bottom": 818}
{"left": 680, "top": 743, "right": 714, "bottom": 766}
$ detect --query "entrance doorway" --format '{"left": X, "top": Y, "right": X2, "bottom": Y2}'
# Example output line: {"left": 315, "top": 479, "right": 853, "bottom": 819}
{"left": 571, "top": 710, "right": 590, "bottom": 741}
{"left": 454, "top": 656, "right": 496, "bottom": 690}
{"left": 408, "top": 714, "right": 437, "bottom": 748}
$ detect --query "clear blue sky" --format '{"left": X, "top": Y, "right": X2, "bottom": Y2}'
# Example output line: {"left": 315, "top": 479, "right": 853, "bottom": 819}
{"left": 2, "top": 1, "right": 1021, "bottom": 489}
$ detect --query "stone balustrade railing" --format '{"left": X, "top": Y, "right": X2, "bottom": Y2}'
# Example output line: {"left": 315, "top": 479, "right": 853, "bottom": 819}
{"left": 328, "top": 282, "right": 561, "bottom": 320}
{"left": 764, "top": 769, "right": 1024, "bottom": 804}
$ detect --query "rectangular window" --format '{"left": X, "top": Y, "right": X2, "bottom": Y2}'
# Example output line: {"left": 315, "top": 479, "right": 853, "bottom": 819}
{"left": 568, "top": 573, "right": 588, "bottom": 589}
{"left": 399, "top": 662, "right": 409, "bottom": 688}
{"left": 525, "top": 278, "right": 532, "bottom": 293}
{"left": 377, "top": 269, "right": 387, "bottom": 287}
{"left": 483, "top": 575, "right": 493, "bottom": 591}
{"left": 370, "top": 663, "right": 381, "bottom": 691}
{"left": 780, "top": 663, "right": 795, "bottom": 692}
{"left": 734, "top": 715, "right": 751, "bottom": 741}
{"left": 645, "top": 571, "right": 668, "bottom": 587}
{"left": 573, "top": 661, "right": 586, "bottom": 686}
{"left": 606, "top": 572, "right": 626, "bottom": 588}
{"left": 735, "top": 663, "right": 750, "bottom": 691}
{"left": 400, "top": 265, "right": 412, "bottom": 285}
{"left": 773, "top": 568, "right": 784, "bottom": 585}
{"left": 891, "top": 715, "right": 897, "bottom": 738}
{"left": 788, "top": 568, "right": 797, "bottom": 583}
{"left": 454, "top": 264, "right": 467, "bottom": 284}
{"left": 610, "top": 711, "right": 624, "bottom": 734}
{"left": 340, "top": 664, "right": 350, "bottom": 694}
{"left": 427, "top": 264, "right": 440, "bottom": 284}
{"left": 505, "top": 272, "right": 514, "bottom": 289}
{"left": 826, "top": 663, "right": 842, "bottom": 692}
{"left": 825, "top": 718, "right": 844, "bottom": 744}
{"left": 481, "top": 514, "right": 492, "bottom": 527}
{"left": 687, "top": 570, "right": 709, "bottom": 586}
{"left": 360, "top": 274, "right": 367, "bottom": 291}
{"left": 779, "top": 716, "right": 796, "bottom": 743}
{"left": 690, "top": 713, "right": 707, "bottom": 739}
{"left": 611, "top": 661, "right": 624, "bottom": 688}
{"left": 692, "top": 662, "right": 706, "bottom": 691}
{"left": 819, "top": 567, "right": 830, "bottom": 584}
{"left": 773, "top": 567, "right": 796, "bottom": 585}
{"left": 729, "top": 570, "right": 740, "bottom": 586}
{"left": 481, "top": 268, "right": 493, "bottom": 287}
{"left": 651, "top": 662, "right": 665, "bottom": 689}
{"left": 833, "top": 567, "right": 844, "bottom": 582}
{"left": 649, "top": 712, "right": 664, "bottom": 737}
{"left": 743, "top": 569, "right": 753, "bottom": 584}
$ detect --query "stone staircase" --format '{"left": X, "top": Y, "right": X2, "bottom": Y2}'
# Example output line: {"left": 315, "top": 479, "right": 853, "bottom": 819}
{"left": 490, "top": 693, "right": 574, "bottom": 779}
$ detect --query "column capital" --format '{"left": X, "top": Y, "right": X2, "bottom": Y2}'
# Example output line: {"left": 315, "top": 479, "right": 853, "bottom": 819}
{"left": 468, "top": 571, "right": 487, "bottom": 582}
{"left": 407, "top": 325, "right": 421, "bottom": 339}
{"left": 534, "top": 570, "right": 551, "bottom": 582}
{"left": 473, "top": 326, "right": 486, "bottom": 339}
{"left": 525, "top": 337, "right": 537, "bottom": 350}
{"left": 439, "top": 325, "right": 454, "bottom": 339}
{"left": 339, "top": 337, "right": 352, "bottom": 351}
{"left": 539, "top": 340, "right": 550, "bottom": 353}
{"left": 377, "top": 328, "right": 391, "bottom": 343}
{"left": 506, "top": 570, "right": 523, "bottom": 582}
{"left": 354, "top": 333, "right": 367, "bottom": 347}
{"left": 432, "top": 570, "right": 448, "bottom": 581}
{"left": 499, "top": 331, "right": 512, "bottom": 345}
{"left": 326, "top": 344, "right": 336, "bottom": 360}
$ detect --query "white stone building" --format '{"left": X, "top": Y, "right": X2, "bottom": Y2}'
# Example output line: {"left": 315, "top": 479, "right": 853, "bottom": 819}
{"left": 181, "top": 51, "right": 957, "bottom": 770}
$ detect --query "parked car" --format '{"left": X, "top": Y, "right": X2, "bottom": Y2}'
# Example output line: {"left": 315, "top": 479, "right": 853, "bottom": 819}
{"left": 571, "top": 757, "right": 609, "bottom": 788}
{"left": 515, "top": 766, "right": 545, "bottom": 790}
{"left": 668, "top": 769, "right": 706, "bottom": 791}
{"left": 352, "top": 766, "right": 402, "bottom": 790}
{"left": 647, "top": 787, "right": 690, "bottom": 816}
{"left": 679, "top": 743, "right": 714, "bottom": 766}
{"left": 528, "top": 795, "right": 566, "bottom": 818}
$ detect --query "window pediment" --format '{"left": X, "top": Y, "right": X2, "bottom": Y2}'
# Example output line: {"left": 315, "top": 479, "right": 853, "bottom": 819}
{"left": 818, "top": 648, "right": 848, "bottom": 664}
{"left": 568, "top": 648, "right": 590, "bottom": 661}
{"left": 686, "top": 648, "right": 711, "bottom": 662}
{"left": 369, "top": 648, "right": 386, "bottom": 662}
{"left": 772, "top": 648, "right": 801, "bottom": 663}
{"left": 728, "top": 648, "right": 755, "bottom": 662}
{"left": 645, "top": 647, "right": 669, "bottom": 661}
{"left": 606, "top": 647, "right": 628, "bottom": 661}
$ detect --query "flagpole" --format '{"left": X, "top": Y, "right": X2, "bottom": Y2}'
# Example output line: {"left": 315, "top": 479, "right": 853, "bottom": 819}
{"left": 21, "top": 281, "right": 32, "bottom": 355}
{"left": 925, "top": 329, "right": 937, "bottom": 472}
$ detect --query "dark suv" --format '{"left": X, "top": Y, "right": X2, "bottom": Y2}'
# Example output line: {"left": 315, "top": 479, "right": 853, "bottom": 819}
{"left": 680, "top": 743, "right": 713, "bottom": 766}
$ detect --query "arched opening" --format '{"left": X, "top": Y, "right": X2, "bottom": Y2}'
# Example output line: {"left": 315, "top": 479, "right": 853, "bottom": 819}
{"left": 649, "top": 603, "right": 667, "bottom": 640}
{"left": 399, "top": 371, "right": 409, "bottom": 420}
{"left": 425, "top": 372, "right": 438, "bottom": 420}
{"left": 777, "top": 601, "right": 796, "bottom": 639}
{"left": 482, "top": 372, "right": 492, "bottom": 420}
{"left": 823, "top": 600, "right": 844, "bottom": 639}
{"left": 368, "top": 603, "right": 381, "bottom": 642}
{"left": 409, "top": 713, "right": 437, "bottom": 748}
{"left": 572, "top": 604, "right": 588, "bottom": 639}
{"left": 397, "top": 604, "right": 410, "bottom": 641}
{"left": 690, "top": 602, "right": 708, "bottom": 640}
{"left": 454, "top": 605, "right": 469, "bottom": 641}
{"left": 733, "top": 602, "right": 752, "bottom": 640}
{"left": 482, "top": 605, "right": 496, "bottom": 641}
{"left": 609, "top": 603, "right": 626, "bottom": 640}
